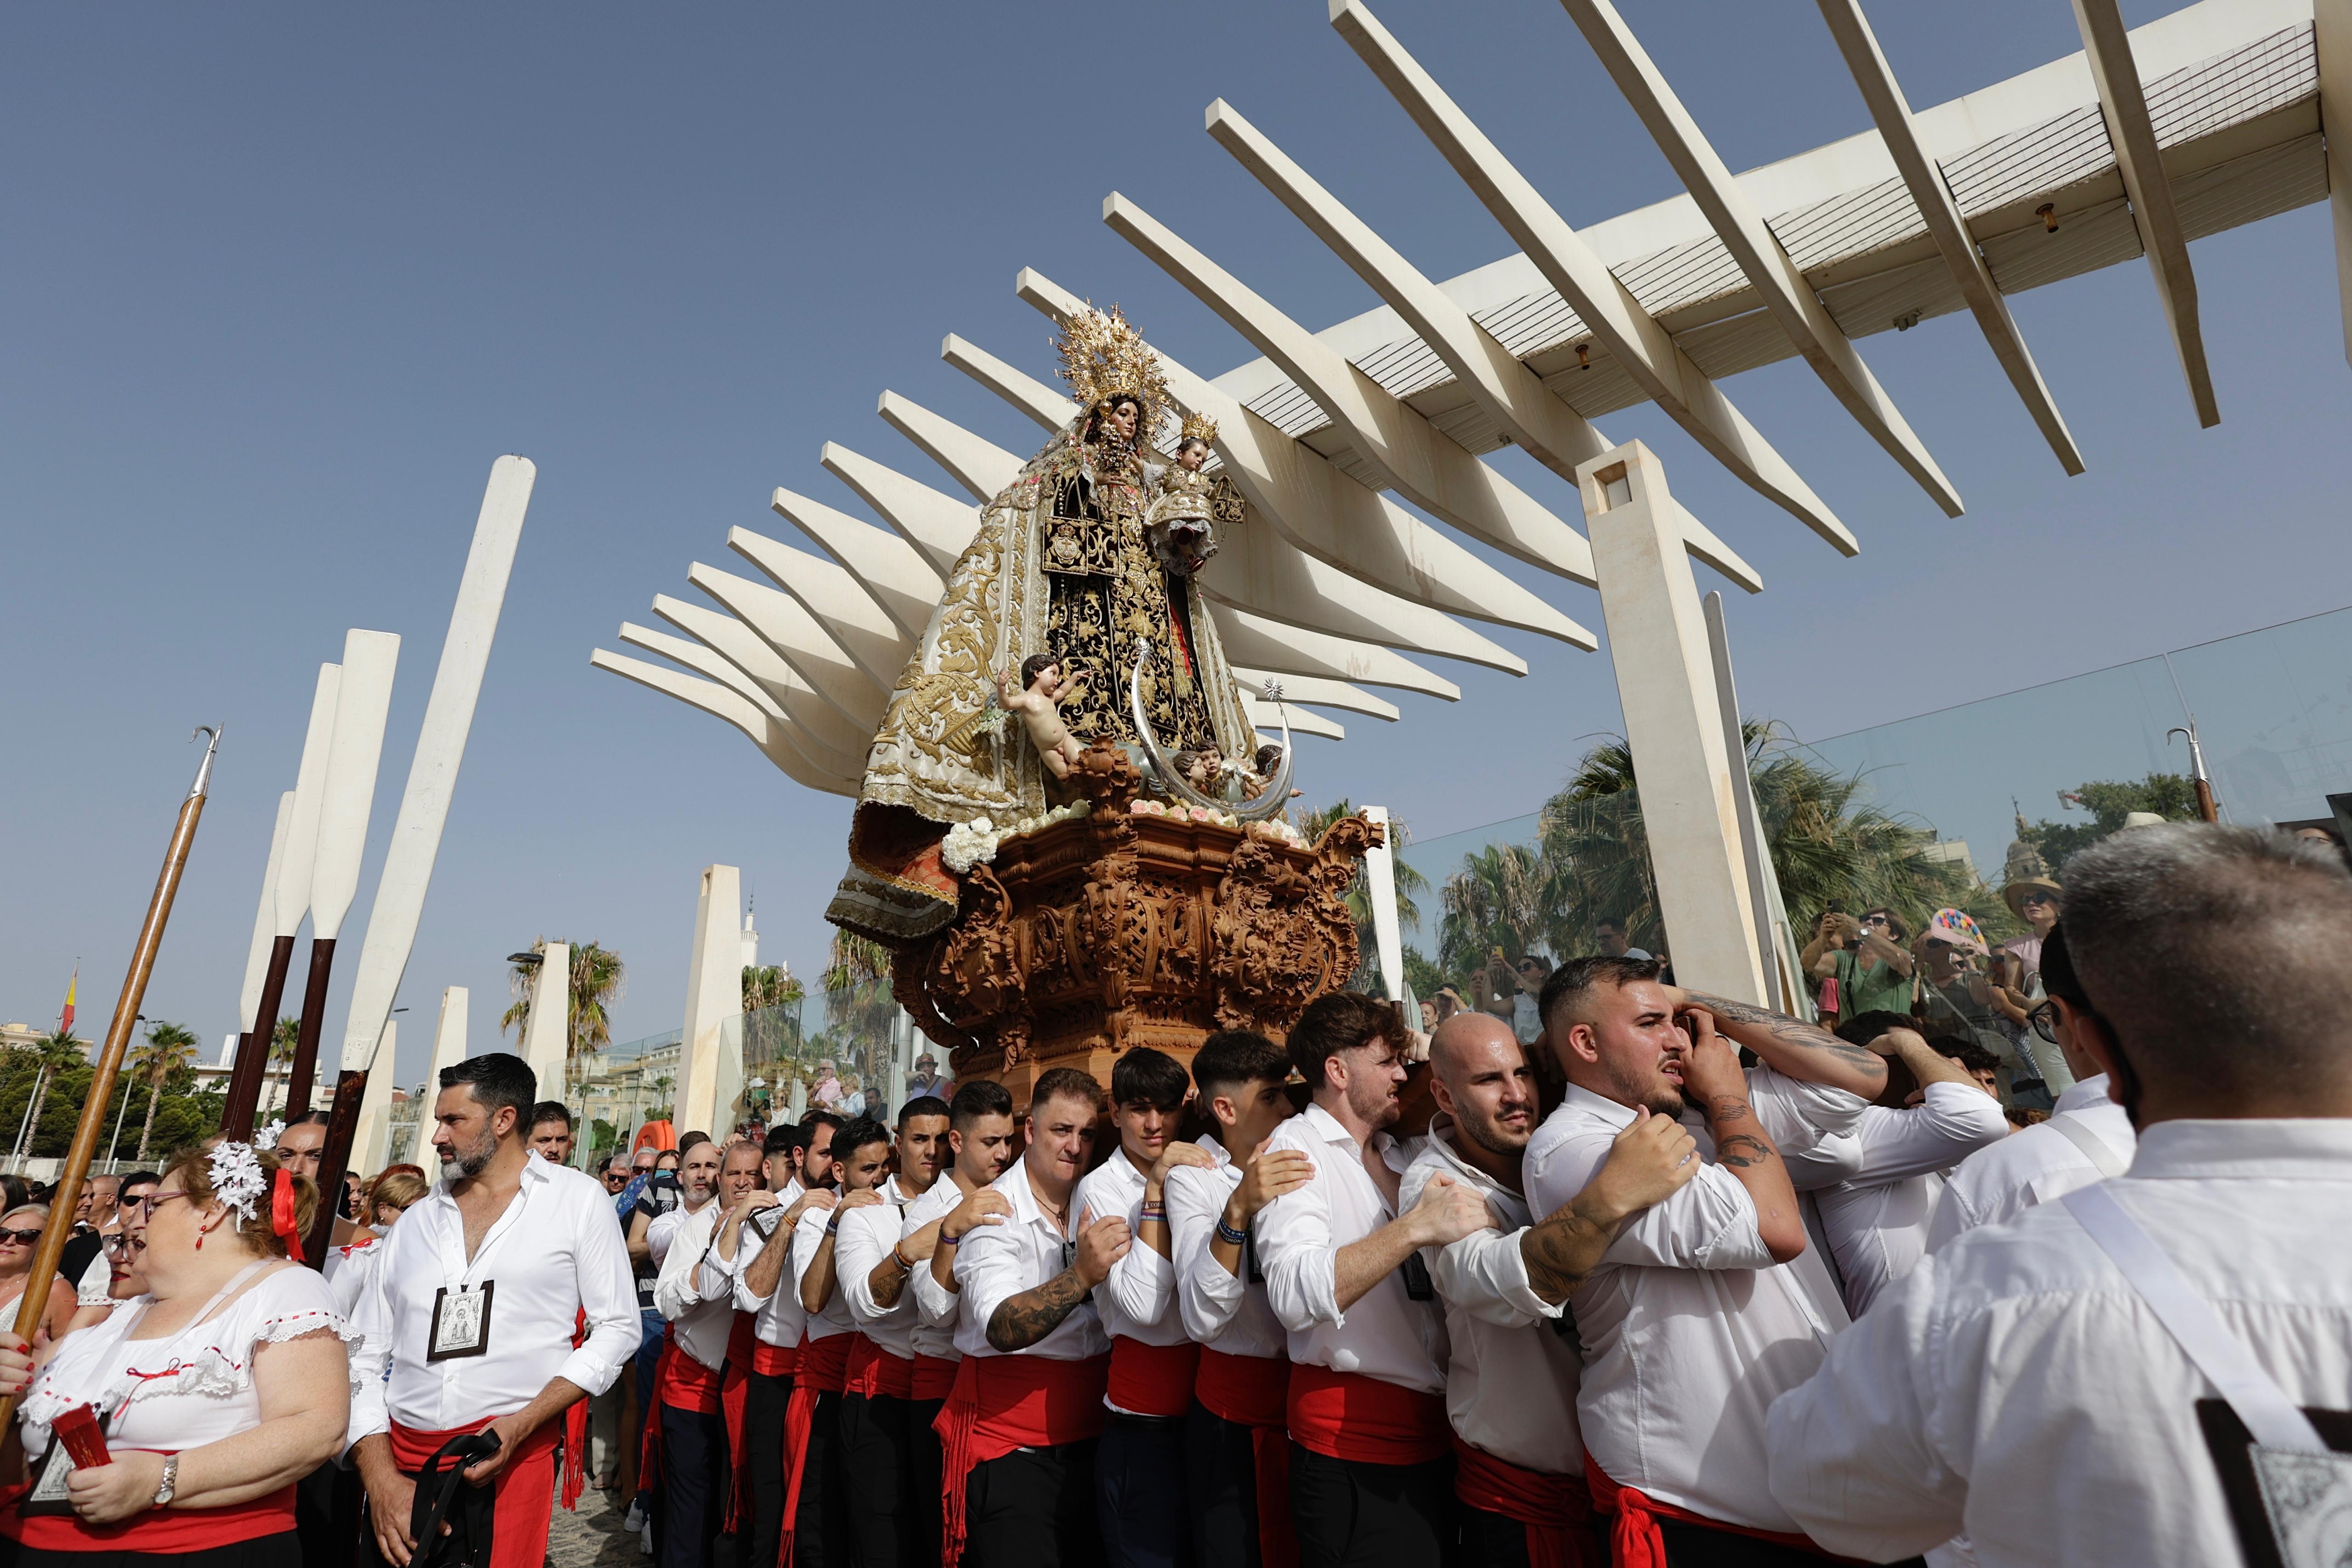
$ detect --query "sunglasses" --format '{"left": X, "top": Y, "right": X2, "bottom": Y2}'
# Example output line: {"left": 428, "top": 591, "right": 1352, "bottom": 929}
{"left": 0, "top": 1228, "right": 41, "bottom": 1247}
{"left": 2029, "top": 1001, "right": 2060, "bottom": 1044}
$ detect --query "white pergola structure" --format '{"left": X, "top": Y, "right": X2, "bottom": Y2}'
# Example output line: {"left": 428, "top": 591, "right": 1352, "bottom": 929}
{"left": 595, "top": 0, "right": 2345, "bottom": 932}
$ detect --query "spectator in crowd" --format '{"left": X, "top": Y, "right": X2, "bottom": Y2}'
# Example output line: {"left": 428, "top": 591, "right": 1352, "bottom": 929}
{"left": 1914, "top": 910, "right": 2046, "bottom": 1107}
{"left": 529, "top": 1102, "right": 575, "bottom": 1165}
{"left": 2000, "top": 876, "right": 2062, "bottom": 982}
{"left": 1804, "top": 908, "right": 1915, "bottom": 1025}
{"left": 1788, "top": 1013, "right": 2009, "bottom": 1317}
{"left": 601, "top": 1152, "right": 633, "bottom": 1198}
{"left": 841, "top": 1073, "right": 869, "bottom": 1119}
{"left": 275, "top": 1111, "right": 364, "bottom": 1251}
{"left": 1419, "top": 998, "right": 1439, "bottom": 1032}
{"left": 1591, "top": 917, "right": 1653, "bottom": 962}
{"left": 1430, "top": 985, "right": 1465, "bottom": 1026}
{"left": 1527, "top": 957, "right": 1881, "bottom": 1563}
{"left": 812, "top": 1060, "right": 845, "bottom": 1110}
{"left": 1769, "top": 823, "right": 2352, "bottom": 1568}
{"left": 1925, "top": 925, "right": 2137, "bottom": 1253}
{"left": 908, "top": 1052, "right": 953, "bottom": 1101}
{"left": 56, "top": 1175, "right": 117, "bottom": 1299}
{"left": 4, "top": 1142, "right": 347, "bottom": 1563}
{"left": 0, "top": 1204, "right": 87, "bottom": 1343}
{"left": 618, "top": 1136, "right": 705, "bottom": 1537}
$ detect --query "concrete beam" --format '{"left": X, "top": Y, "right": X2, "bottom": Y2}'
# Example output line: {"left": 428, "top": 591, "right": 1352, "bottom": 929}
{"left": 2073, "top": 0, "right": 2220, "bottom": 427}
{"left": 877, "top": 389, "right": 1020, "bottom": 502}
{"left": 310, "top": 628, "right": 401, "bottom": 943}
{"left": 675, "top": 866, "right": 743, "bottom": 1139}
{"left": 519, "top": 941, "right": 571, "bottom": 1104}
{"left": 648, "top": 595, "right": 871, "bottom": 776}
{"left": 1333, "top": 0, "right": 1858, "bottom": 549}
{"left": 1558, "top": 0, "right": 1964, "bottom": 516}
{"left": 407, "top": 987, "right": 468, "bottom": 1169}
{"left": 686, "top": 561, "right": 890, "bottom": 733}
{"left": 2324, "top": 0, "right": 2352, "bottom": 370}
{"left": 770, "top": 486, "right": 943, "bottom": 641}
{"left": 1212, "top": 607, "right": 1459, "bottom": 700}
{"left": 617, "top": 621, "right": 860, "bottom": 791}
{"left": 1230, "top": 668, "right": 1399, "bottom": 721}
{"left": 1101, "top": 196, "right": 1597, "bottom": 581}
{"left": 1246, "top": 697, "right": 1344, "bottom": 741}
{"left": 1816, "top": 0, "right": 2084, "bottom": 475}
{"left": 590, "top": 648, "right": 862, "bottom": 798}
{"left": 727, "top": 527, "right": 916, "bottom": 690}
{"left": 943, "top": 335, "right": 1069, "bottom": 430}
{"left": 822, "top": 441, "right": 980, "bottom": 577}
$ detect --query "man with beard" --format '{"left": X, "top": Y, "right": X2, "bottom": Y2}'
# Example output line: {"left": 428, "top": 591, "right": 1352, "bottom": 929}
{"left": 1250, "top": 992, "right": 1502, "bottom": 1567}
{"left": 836, "top": 1096, "right": 954, "bottom": 1568}
{"left": 1524, "top": 958, "right": 1880, "bottom": 1565}
{"left": 348, "top": 1052, "right": 638, "bottom": 1568}
{"left": 1407, "top": 1013, "right": 1700, "bottom": 1567}
{"left": 530, "top": 1102, "right": 576, "bottom": 1165}
{"left": 790, "top": 1115, "right": 899, "bottom": 1568}
{"left": 648, "top": 1139, "right": 765, "bottom": 1568}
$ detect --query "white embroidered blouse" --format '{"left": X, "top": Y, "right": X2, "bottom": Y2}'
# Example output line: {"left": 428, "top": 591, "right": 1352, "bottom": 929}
{"left": 18, "top": 1263, "right": 354, "bottom": 1460}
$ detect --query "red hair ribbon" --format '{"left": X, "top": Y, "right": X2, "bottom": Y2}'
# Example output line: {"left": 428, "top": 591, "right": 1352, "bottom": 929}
{"left": 271, "top": 1166, "right": 304, "bottom": 1263}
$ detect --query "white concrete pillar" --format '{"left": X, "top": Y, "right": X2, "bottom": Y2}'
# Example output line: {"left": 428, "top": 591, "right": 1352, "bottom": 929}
{"left": 519, "top": 944, "right": 571, "bottom": 1104}
{"left": 408, "top": 987, "right": 469, "bottom": 1169}
{"left": 675, "top": 867, "right": 743, "bottom": 1138}
{"left": 349, "top": 1021, "right": 397, "bottom": 1178}
{"left": 2321, "top": 0, "right": 2352, "bottom": 369}
{"left": 1577, "top": 441, "right": 1767, "bottom": 1004}
{"left": 1360, "top": 805, "right": 1406, "bottom": 1002}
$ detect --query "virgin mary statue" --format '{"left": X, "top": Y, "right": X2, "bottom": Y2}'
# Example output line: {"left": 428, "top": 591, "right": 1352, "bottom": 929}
{"left": 826, "top": 306, "right": 1257, "bottom": 943}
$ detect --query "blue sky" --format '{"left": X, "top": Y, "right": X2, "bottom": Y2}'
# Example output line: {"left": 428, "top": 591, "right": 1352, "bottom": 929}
{"left": 6, "top": 1, "right": 2346, "bottom": 1083}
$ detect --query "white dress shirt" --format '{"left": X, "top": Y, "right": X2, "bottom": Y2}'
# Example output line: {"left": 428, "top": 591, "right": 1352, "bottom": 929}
{"left": 654, "top": 1200, "right": 737, "bottom": 1373}
{"left": 646, "top": 1201, "right": 701, "bottom": 1270}
{"left": 1164, "top": 1136, "right": 1288, "bottom": 1360}
{"left": 1253, "top": 1103, "right": 1444, "bottom": 1396}
{"left": 1767, "top": 1118, "right": 2352, "bottom": 1568}
{"left": 729, "top": 1183, "right": 810, "bottom": 1349}
{"left": 1400, "top": 1119, "right": 1580, "bottom": 1475}
{"left": 1796, "top": 1084, "right": 2012, "bottom": 1316}
{"left": 1074, "top": 1148, "right": 1187, "bottom": 1348}
{"left": 837, "top": 1182, "right": 925, "bottom": 1360}
{"left": 347, "top": 1154, "right": 639, "bottom": 1446}
{"left": 1926, "top": 1079, "right": 2137, "bottom": 1254}
{"left": 950, "top": 1162, "right": 1107, "bottom": 1362}
{"left": 795, "top": 1187, "right": 890, "bottom": 1344}
{"left": 2050, "top": 1073, "right": 2112, "bottom": 1115}
{"left": 1522, "top": 1073, "right": 1865, "bottom": 1531}
{"left": 904, "top": 1176, "right": 967, "bottom": 1360}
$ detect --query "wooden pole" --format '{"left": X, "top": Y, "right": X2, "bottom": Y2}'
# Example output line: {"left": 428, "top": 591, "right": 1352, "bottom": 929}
{"left": 222, "top": 939, "right": 294, "bottom": 1138}
{"left": 300, "top": 1069, "right": 367, "bottom": 1270}
{"left": 282, "top": 938, "right": 338, "bottom": 1120}
{"left": 2, "top": 727, "right": 219, "bottom": 1427}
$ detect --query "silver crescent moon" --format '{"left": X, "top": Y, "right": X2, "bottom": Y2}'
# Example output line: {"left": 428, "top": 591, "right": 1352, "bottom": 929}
{"left": 1127, "top": 636, "right": 1295, "bottom": 823}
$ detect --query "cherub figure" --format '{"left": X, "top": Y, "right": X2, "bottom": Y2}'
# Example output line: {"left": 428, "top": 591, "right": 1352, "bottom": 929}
{"left": 1171, "top": 743, "right": 1226, "bottom": 797}
{"left": 995, "top": 652, "right": 1085, "bottom": 780}
{"left": 1238, "top": 742, "right": 1303, "bottom": 802}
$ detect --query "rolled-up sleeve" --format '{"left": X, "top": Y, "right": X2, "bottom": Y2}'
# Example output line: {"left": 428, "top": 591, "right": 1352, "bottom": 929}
{"left": 653, "top": 1210, "right": 712, "bottom": 1322}
{"left": 912, "top": 1240, "right": 960, "bottom": 1327}
{"left": 952, "top": 1216, "right": 1029, "bottom": 1342}
{"left": 733, "top": 1223, "right": 777, "bottom": 1310}
{"left": 1165, "top": 1167, "right": 1242, "bottom": 1342}
{"left": 1752, "top": 1067, "right": 1868, "bottom": 1157}
{"left": 561, "top": 1188, "right": 641, "bottom": 1398}
{"left": 835, "top": 1206, "right": 899, "bottom": 1325}
{"left": 1399, "top": 1162, "right": 1555, "bottom": 1328}
{"left": 1253, "top": 1144, "right": 1340, "bottom": 1334}
{"left": 1104, "top": 1221, "right": 1173, "bottom": 1330}
{"left": 1766, "top": 1257, "right": 1965, "bottom": 1560}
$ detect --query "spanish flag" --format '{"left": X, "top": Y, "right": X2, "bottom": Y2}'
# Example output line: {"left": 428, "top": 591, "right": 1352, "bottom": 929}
{"left": 59, "top": 969, "right": 75, "bottom": 1034}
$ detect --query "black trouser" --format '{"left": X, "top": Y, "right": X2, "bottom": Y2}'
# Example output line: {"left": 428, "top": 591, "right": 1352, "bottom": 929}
{"left": 1098, "top": 1411, "right": 1192, "bottom": 1568}
{"left": 743, "top": 1368, "right": 794, "bottom": 1568}
{"left": 965, "top": 1439, "right": 1105, "bottom": 1568}
{"left": 1182, "top": 1401, "right": 1263, "bottom": 1568}
{"left": 1287, "top": 1443, "right": 1452, "bottom": 1568}
{"left": 656, "top": 1402, "right": 729, "bottom": 1568}
{"left": 910, "top": 1394, "right": 947, "bottom": 1567}
{"left": 1453, "top": 1502, "right": 1534, "bottom": 1568}
{"left": 294, "top": 1456, "right": 362, "bottom": 1568}
{"left": 839, "top": 1391, "right": 922, "bottom": 1568}
{"left": 796, "top": 1389, "right": 853, "bottom": 1568}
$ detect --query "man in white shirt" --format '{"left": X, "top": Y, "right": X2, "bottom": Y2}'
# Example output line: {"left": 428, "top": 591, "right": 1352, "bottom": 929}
{"left": 646, "top": 1138, "right": 763, "bottom": 1568}
{"left": 1164, "top": 1031, "right": 1312, "bottom": 1568}
{"left": 1251, "top": 991, "right": 1495, "bottom": 1568}
{"left": 1406, "top": 1013, "right": 1698, "bottom": 1568}
{"left": 942, "top": 1068, "right": 1127, "bottom": 1568}
{"left": 1524, "top": 957, "right": 1881, "bottom": 1564}
{"left": 1925, "top": 928, "right": 2137, "bottom": 1253}
{"left": 348, "top": 1052, "right": 638, "bottom": 1568}
{"left": 836, "top": 1094, "right": 954, "bottom": 1568}
{"left": 1789, "top": 1013, "right": 2009, "bottom": 1316}
{"left": 723, "top": 1121, "right": 835, "bottom": 1568}
{"left": 1769, "top": 824, "right": 2352, "bottom": 1567}
{"left": 1069, "top": 1048, "right": 1217, "bottom": 1568}
{"left": 792, "top": 1114, "right": 897, "bottom": 1568}
{"left": 528, "top": 1100, "right": 575, "bottom": 1165}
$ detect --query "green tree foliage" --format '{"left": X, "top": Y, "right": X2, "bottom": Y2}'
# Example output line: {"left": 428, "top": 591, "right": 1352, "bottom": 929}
{"left": 741, "top": 965, "right": 806, "bottom": 1082}
{"left": 2017, "top": 774, "right": 2198, "bottom": 871}
{"left": 129, "top": 1020, "right": 201, "bottom": 1161}
{"left": 501, "top": 940, "right": 627, "bottom": 1082}
{"left": 822, "top": 932, "right": 898, "bottom": 1093}
{"left": 1296, "top": 799, "right": 1428, "bottom": 993}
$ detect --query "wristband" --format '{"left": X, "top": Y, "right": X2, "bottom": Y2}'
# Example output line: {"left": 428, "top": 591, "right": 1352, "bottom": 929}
{"left": 891, "top": 1242, "right": 916, "bottom": 1270}
{"left": 1138, "top": 1202, "right": 1166, "bottom": 1222}
{"left": 826, "top": 1213, "right": 842, "bottom": 1235}
{"left": 938, "top": 1232, "right": 961, "bottom": 1247}
{"left": 1214, "top": 1218, "right": 1249, "bottom": 1246}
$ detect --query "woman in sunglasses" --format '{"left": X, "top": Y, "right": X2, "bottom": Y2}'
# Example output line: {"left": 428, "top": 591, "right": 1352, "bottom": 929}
{"left": 0, "top": 1205, "right": 85, "bottom": 1344}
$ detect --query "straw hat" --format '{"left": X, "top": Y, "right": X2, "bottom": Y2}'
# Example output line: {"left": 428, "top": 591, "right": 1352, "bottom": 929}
{"left": 2120, "top": 811, "right": 2169, "bottom": 830}
{"left": 2002, "top": 876, "right": 2064, "bottom": 922}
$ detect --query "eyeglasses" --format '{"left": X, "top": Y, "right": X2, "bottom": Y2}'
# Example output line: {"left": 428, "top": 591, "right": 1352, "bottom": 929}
{"left": 136, "top": 1191, "right": 193, "bottom": 1217}
{"left": 0, "top": 1228, "right": 41, "bottom": 1247}
{"left": 2029, "top": 1001, "right": 2060, "bottom": 1044}
{"left": 102, "top": 1232, "right": 147, "bottom": 1256}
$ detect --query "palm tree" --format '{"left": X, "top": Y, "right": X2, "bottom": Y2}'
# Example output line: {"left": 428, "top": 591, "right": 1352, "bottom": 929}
{"left": 823, "top": 932, "right": 897, "bottom": 1089}
{"left": 129, "top": 1021, "right": 200, "bottom": 1160}
{"left": 1297, "top": 799, "right": 1430, "bottom": 992}
{"left": 741, "top": 965, "right": 805, "bottom": 1082}
{"left": 17, "top": 1030, "right": 89, "bottom": 1158}
{"left": 501, "top": 940, "right": 628, "bottom": 1086}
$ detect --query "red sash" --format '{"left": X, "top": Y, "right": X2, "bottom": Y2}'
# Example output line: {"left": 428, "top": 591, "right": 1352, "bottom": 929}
{"left": 1195, "top": 1349, "right": 1296, "bottom": 1568}
{"left": 845, "top": 1334, "right": 916, "bottom": 1399}
{"left": 720, "top": 1312, "right": 759, "bottom": 1533}
{"left": 389, "top": 1417, "right": 561, "bottom": 1568}
{"left": 560, "top": 1305, "right": 589, "bottom": 1511}
{"left": 753, "top": 1338, "right": 798, "bottom": 1376}
{"left": 1582, "top": 1456, "right": 1855, "bottom": 1568}
{"left": 778, "top": 1332, "right": 854, "bottom": 1566}
{"left": 1285, "top": 1363, "right": 1449, "bottom": 1466}
{"left": 1105, "top": 1337, "right": 1200, "bottom": 1420}
{"left": 933, "top": 1352, "right": 1109, "bottom": 1568}
{"left": 912, "top": 1353, "right": 960, "bottom": 1402}
{"left": 658, "top": 1332, "right": 726, "bottom": 1414}
{"left": 5, "top": 1475, "right": 293, "bottom": 1555}
{"left": 1454, "top": 1438, "right": 1599, "bottom": 1568}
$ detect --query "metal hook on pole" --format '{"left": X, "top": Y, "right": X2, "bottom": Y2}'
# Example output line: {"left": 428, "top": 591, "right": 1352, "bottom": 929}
{"left": 2167, "top": 724, "right": 2221, "bottom": 824}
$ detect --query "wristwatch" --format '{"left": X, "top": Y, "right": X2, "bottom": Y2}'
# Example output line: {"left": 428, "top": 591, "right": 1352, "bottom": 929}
{"left": 152, "top": 1452, "right": 180, "bottom": 1508}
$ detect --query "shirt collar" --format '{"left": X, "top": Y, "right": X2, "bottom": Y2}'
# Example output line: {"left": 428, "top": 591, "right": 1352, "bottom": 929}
{"left": 1559, "top": 1082, "right": 1639, "bottom": 1130}
{"left": 2129, "top": 1117, "right": 2352, "bottom": 1180}
{"left": 1197, "top": 1134, "right": 1231, "bottom": 1167}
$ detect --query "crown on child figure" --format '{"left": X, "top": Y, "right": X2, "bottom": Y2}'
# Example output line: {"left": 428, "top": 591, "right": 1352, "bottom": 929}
{"left": 1178, "top": 409, "right": 1219, "bottom": 447}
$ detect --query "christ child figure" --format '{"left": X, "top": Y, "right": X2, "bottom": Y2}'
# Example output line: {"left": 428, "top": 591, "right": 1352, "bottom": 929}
{"left": 997, "top": 652, "right": 1086, "bottom": 780}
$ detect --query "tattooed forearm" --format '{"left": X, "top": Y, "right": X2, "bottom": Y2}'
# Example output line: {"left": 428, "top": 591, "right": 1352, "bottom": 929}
{"left": 1681, "top": 990, "right": 1888, "bottom": 1087}
{"left": 1713, "top": 1133, "right": 1775, "bottom": 1169}
{"left": 1519, "top": 1208, "right": 1613, "bottom": 1306}
{"left": 985, "top": 1268, "right": 1091, "bottom": 1352}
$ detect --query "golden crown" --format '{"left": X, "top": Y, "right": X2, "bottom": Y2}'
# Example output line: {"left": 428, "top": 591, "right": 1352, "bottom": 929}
{"left": 1177, "top": 409, "right": 1219, "bottom": 447}
{"left": 1056, "top": 305, "right": 1169, "bottom": 433}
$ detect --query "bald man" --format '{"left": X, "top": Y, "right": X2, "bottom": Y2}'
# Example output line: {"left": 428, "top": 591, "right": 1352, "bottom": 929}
{"left": 1403, "top": 1013, "right": 1699, "bottom": 1567}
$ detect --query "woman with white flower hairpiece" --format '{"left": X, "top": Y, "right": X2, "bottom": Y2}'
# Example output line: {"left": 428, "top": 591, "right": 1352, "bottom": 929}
{"left": 0, "top": 1141, "right": 351, "bottom": 1565}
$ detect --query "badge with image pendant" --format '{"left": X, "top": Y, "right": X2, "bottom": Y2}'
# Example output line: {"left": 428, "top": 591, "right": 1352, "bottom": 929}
{"left": 428, "top": 1281, "right": 495, "bottom": 1361}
